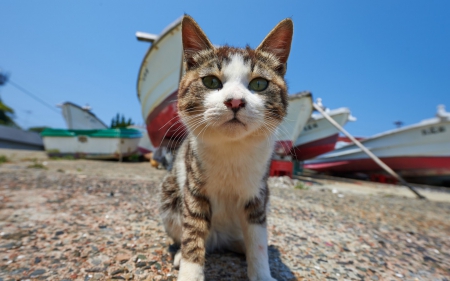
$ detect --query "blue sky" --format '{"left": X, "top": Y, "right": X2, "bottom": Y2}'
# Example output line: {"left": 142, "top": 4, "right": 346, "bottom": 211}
{"left": 1, "top": 0, "right": 449, "bottom": 136}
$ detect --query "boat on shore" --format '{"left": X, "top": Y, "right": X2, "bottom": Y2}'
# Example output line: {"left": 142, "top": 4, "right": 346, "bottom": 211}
{"left": 304, "top": 105, "right": 450, "bottom": 186}
{"left": 41, "top": 128, "right": 142, "bottom": 160}
{"left": 274, "top": 92, "right": 313, "bottom": 156}
{"left": 41, "top": 102, "right": 143, "bottom": 160}
{"left": 59, "top": 102, "right": 108, "bottom": 130}
{"left": 136, "top": 18, "right": 313, "bottom": 156}
{"left": 57, "top": 102, "right": 153, "bottom": 155}
{"left": 0, "top": 125, "right": 44, "bottom": 151}
{"left": 137, "top": 17, "right": 184, "bottom": 150}
{"left": 292, "top": 100, "right": 355, "bottom": 160}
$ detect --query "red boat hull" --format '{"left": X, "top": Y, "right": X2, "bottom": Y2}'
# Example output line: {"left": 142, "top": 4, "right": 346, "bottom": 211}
{"left": 291, "top": 134, "right": 339, "bottom": 161}
{"left": 304, "top": 156, "right": 450, "bottom": 184}
{"left": 146, "top": 91, "right": 186, "bottom": 148}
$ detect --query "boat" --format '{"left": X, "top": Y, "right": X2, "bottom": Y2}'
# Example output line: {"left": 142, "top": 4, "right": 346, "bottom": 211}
{"left": 136, "top": 18, "right": 313, "bottom": 155}
{"left": 41, "top": 128, "right": 142, "bottom": 160}
{"left": 304, "top": 105, "right": 450, "bottom": 186}
{"left": 41, "top": 102, "right": 143, "bottom": 160}
{"left": 59, "top": 102, "right": 108, "bottom": 130}
{"left": 292, "top": 99, "right": 355, "bottom": 160}
{"left": 274, "top": 92, "right": 313, "bottom": 156}
{"left": 137, "top": 17, "right": 184, "bottom": 149}
{"left": 58, "top": 101, "right": 153, "bottom": 154}
{"left": 0, "top": 125, "right": 44, "bottom": 151}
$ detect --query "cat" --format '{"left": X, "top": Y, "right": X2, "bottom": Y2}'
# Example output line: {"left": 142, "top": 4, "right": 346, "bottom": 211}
{"left": 159, "top": 15, "right": 293, "bottom": 281}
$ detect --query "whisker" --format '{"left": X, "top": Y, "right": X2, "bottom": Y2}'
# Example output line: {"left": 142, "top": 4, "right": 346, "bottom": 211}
{"left": 166, "top": 117, "right": 205, "bottom": 148}
{"left": 158, "top": 110, "right": 206, "bottom": 130}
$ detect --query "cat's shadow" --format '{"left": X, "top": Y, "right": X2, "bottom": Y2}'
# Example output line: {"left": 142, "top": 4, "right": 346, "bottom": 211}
{"left": 169, "top": 244, "right": 296, "bottom": 281}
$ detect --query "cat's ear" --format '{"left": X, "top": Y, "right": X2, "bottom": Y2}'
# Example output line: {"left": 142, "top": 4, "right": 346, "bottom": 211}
{"left": 181, "top": 15, "right": 214, "bottom": 69}
{"left": 256, "top": 19, "right": 294, "bottom": 64}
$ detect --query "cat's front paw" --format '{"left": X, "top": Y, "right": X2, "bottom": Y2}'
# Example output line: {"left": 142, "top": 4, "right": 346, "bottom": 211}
{"left": 248, "top": 271, "right": 277, "bottom": 281}
{"left": 249, "top": 276, "right": 277, "bottom": 281}
{"left": 177, "top": 260, "right": 204, "bottom": 281}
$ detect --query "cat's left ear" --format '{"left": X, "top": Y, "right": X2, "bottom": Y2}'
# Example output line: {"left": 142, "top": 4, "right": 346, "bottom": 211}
{"left": 256, "top": 19, "right": 294, "bottom": 64}
{"left": 181, "top": 15, "right": 214, "bottom": 69}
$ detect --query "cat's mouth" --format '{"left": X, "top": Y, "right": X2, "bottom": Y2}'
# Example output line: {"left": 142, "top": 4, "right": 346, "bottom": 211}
{"left": 225, "top": 117, "right": 246, "bottom": 126}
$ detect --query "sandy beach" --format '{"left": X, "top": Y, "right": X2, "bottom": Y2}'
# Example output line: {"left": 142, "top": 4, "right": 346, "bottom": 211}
{"left": 1, "top": 148, "right": 449, "bottom": 280}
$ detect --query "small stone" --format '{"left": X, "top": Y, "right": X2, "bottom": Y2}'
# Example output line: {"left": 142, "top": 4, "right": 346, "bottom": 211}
{"left": 81, "top": 249, "right": 90, "bottom": 258}
{"left": 55, "top": 230, "right": 65, "bottom": 236}
{"left": 1, "top": 242, "right": 19, "bottom": 249}
{"left": 137, "top": 254, "right": 147, "bottom": 261}
{"left": 111, "top": 268, "right": 128, "bottom": 275}
{"left": 116, "top": 253, "right": 131, "bottom": 264}
{"left": 136, "top": 261, "right": 147, "bottom": 268}
{"left": 34, "top": 257, "right": 42, "bottom": 264}
{"left": 2, "top": 231, "right": 28, "bottom": 240}
{"left": 91, "top": 273, "right": 104, "bottom": 281}
{"left": 11, "top": 267, "right": 29, "bottom": 275}
{"left": 29, "top": 269, "right": 46, "bottom": 278}
{"left": 85, "top": 267, "right": 103, "bottom": 273}
{"left": 423, "top": 256, "right": 437, "bottom": 262}
{"left": 153, "top": 262, "right": 162, "bottom": 270}
{"left": 123, "top": 273, "right": 134, "bottom": 279}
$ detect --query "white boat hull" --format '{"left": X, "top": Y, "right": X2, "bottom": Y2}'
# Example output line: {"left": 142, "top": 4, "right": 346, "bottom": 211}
{"left": 305, "top": 105, "right": 450, "bottom": 186}
{"left": 43, "top": 136, "right": 140, "bottom": 159}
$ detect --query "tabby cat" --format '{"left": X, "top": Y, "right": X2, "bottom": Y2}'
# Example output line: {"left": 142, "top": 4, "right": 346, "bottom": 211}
{"left": 159, "top": 15, "right": 293, "bottom": 281}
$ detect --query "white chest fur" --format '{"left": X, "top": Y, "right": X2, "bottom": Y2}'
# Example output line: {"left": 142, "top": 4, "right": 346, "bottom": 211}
{"left": 197, "top": 137, "right": 273, "bottom": 202}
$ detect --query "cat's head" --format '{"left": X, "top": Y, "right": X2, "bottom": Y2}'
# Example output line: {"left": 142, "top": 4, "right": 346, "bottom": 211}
{"left": 178, "top": 15, "right": 293, "bottom": 143}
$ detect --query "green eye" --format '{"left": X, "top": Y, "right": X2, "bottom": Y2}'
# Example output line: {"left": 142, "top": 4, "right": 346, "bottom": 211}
{"left": 202, "top": 76, "right": 222, "bottom": 89}
{"left": 249, "top": 78, "right": 269, "bottom": 91}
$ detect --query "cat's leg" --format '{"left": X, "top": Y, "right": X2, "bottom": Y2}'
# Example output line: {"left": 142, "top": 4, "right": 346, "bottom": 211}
{"left": 160, "top": 172, "right": 183, "bottom": 244}
{"left": 173, "top": 249, "right": 182, "bottom": 269}
{"left": 241, "top": 184, "right": 276, "bottom": 281}
{"left": 177, "top": 147, "right": 211, "bottom": 281}
{"left": 177, "top": 190, "right": 211, "bottom": 281}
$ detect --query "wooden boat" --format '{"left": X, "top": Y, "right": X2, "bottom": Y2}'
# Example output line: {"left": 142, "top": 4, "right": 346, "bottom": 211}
{"left": 137, "top": 18, "right": 313, "bottom": 154}
{"left": 292, "top": 103, "right": 355, "bottom": 160}
{"left": 304, "top": 105, "right": 450, "bottom": 186}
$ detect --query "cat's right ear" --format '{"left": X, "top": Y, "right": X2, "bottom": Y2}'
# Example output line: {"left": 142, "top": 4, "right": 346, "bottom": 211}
{"left": 181, "top": 15, "right": 214, "bottom": 69}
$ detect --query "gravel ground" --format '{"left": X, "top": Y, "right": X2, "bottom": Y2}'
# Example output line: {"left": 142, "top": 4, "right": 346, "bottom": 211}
{"left": 1, "top": 149, "right": 449, "bottom": 281}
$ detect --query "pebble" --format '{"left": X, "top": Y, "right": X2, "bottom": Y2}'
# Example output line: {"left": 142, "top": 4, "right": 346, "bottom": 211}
{"left": 29, "top": 269, "right": 46, "bottom": 278}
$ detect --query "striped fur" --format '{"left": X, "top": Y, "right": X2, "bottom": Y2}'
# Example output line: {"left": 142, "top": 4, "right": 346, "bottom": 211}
{"left": 159, "top": 15, "right": 294, "bottom": 281}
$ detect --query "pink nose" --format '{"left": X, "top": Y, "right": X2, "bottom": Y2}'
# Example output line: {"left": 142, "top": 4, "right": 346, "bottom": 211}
{"left": 224, "top": 98, "right": 246, "bottom": 109}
